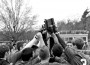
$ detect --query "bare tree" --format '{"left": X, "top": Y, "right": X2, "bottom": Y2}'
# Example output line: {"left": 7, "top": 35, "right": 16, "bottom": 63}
{"left": 0, "top": 0, "right": 37, "bottom": 41}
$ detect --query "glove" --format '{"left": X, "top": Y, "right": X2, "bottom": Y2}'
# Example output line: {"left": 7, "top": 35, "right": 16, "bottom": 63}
{"left": 53, "top": 25, "right": 58, "bottom": 33}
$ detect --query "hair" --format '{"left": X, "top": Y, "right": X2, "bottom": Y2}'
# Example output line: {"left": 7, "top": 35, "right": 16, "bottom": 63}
{"left": 0, "top": 45, "right": 9, "bottom": 58}
{"left": 16, "top": 41, "right": 24, "bottom": 51}
{"left": 52, "top": 44, "right": 63, "bottom": 57}
{"left": 39, "top": 46, "right": 49, "bottom": 60}
{"left": 72, "top": 38, "right": 84, "bottom": 49}
{"left": 21, "top": 47, "right": 33, "bottom": 61}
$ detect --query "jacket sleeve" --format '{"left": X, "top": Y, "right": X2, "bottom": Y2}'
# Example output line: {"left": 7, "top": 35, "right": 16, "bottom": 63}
{"left": 55, "top": 32, "right": 67, "bottom": 49}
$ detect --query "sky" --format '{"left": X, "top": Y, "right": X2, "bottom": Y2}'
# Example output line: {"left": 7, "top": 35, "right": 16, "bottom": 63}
{"left": 0, "top": 0, "right": 90, "bottom": 29}
{"left": 27, "top": 0, "right": 90, "bottom": 27}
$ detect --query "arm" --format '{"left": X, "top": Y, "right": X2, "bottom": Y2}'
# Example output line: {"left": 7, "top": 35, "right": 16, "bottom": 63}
{"left": 51, "top": 33, "right": 61, "bottom": 45}
{"left": 55, "top": 32, "right": 67, "bottom": 49}
{"left": 47, "top": 25, "right": 66, "bottom": 49}
{"left": 37, "top": 32, "right": 46, "bottom": 48}
{"left": 22, "top": 32, "right": 43, "bottom": 50}
{"left": 23, "top": 36, "right": 39, "bottom": 50}
{"left": 55, "top": 32, "right": 76, "bottom": 62}
{"left": 23, "top": 32, "right": 46, "bottom": 49}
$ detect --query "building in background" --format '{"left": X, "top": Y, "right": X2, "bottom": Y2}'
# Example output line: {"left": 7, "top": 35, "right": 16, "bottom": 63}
{"left": 59, "top": 30, "right": 89, "bottom": 44}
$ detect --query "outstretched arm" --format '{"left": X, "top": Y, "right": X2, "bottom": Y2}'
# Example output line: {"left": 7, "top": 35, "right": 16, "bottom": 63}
{"left": 23, "top": 35, "right": 39, "bottom": 49}
{"left": 51, "top": 33, "right": 60, "bottom": 45}
{"left": 23, "top": 32, "right": 46, "bottom": 50}
{"left": 36, "top": 32, "right": 46, "bottom": 48}
{"left": 47, "top": 25, "right": 67, "bottom": 49}
{"left": 55, "top": 32, "right": 67, "bottom": 49}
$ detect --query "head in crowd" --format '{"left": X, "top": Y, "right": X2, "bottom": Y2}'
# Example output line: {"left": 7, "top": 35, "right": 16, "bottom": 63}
{"left": 52, "top": 44, "right": 63, "bottom": 57}
{"left": 16, "top": 41, "right": 24, "bottom": 51}
{"left": 7, "top": 44, "right": 13, "bottom": 52}
{"left": 39, "top": 46, "right": 50, "bottom": 60}
{"left": 23, "top": 43, "right": 27, "bottom": 48}
{"left": 67, "top": 43, "right": 73, "bottom": 48}
{"left": 13, "top": 43, "right": 17, "bottom": 50}
{"left": 72, "top": 37, "right": 84, "bottom": 50}
{"left": 0, "top": 45, "right": 9, "bottom": 58}
{"left": 21, "top": 47, "right": 33, "bottom": 61}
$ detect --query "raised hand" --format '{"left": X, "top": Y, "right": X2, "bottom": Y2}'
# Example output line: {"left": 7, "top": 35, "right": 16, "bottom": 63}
{"left": 53, "top": 25, "right": 58, "bottom": 33}
{"left": 47, "top": 25, "right": 54, "bottom": 34}
{"left": 35, "top": 32, "right": 43, "bottom": 40}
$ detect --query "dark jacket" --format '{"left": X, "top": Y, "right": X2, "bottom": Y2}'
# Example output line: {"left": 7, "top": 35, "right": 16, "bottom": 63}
{"left": 0, "top": 59, "right": 9, "bottom": 65}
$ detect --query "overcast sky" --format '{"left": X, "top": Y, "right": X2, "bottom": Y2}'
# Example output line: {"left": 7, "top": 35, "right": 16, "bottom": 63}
{"left": 28, "top": 0, "right": 90, "bottom": 26}
{"left": 0, "top": 0, "right": 90, "bottom": 29}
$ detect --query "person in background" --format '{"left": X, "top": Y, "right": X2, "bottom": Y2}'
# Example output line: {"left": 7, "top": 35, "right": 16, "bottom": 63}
{"left": 67, "top": 43, "right": 73, "bottom": 48}
{"left": 49, "top": 36, "right": 64, "bottom": 63}
{"left": 8, "top": 31, "right": 49, "bottom": 65}
{"left": 8, "top": 33, "right": 39, "bottom": 65}
{"left": 7, "top": 43, "right": 13, "bottom": 52}
{"left": 32, "top": 46, "right": 50, "bottom": 65}
{"left": 16, "top": 41, "right": 25, "bottom": 51}
{"left": 26, "top": 32, "right": 50, "bottom": 65}
{"left": 23, "top": 42, "right": 27, "bottom": 48}
{"left": 50, "top": 25, "right": 90, "bottom": 65}
{"left": 47, "top": 27, "right": 69, "bottom": 64}
{"left": 0, "top": 45, "right": 12, "bottom": 65}
{"left": 7, "top": 43, "right": 13, "bottom": 63}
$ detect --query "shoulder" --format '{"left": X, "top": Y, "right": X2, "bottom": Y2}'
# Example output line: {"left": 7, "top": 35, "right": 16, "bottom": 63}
{"left": 78, "top": 52, "right": 90, "bottom": 59}
{"left": 78, "top": 52, "right": 90, "bottom": 65}
{"left": 10, "top": 51, "right": 22, "bottom": 64}
{"left": 0, "top": 59, "right": 9, "bottom": 65}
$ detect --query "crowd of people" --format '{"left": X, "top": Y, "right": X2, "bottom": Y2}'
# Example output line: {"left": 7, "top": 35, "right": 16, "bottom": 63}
{"left": 0, "top": 18, "right": 90, "bottom": 65}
